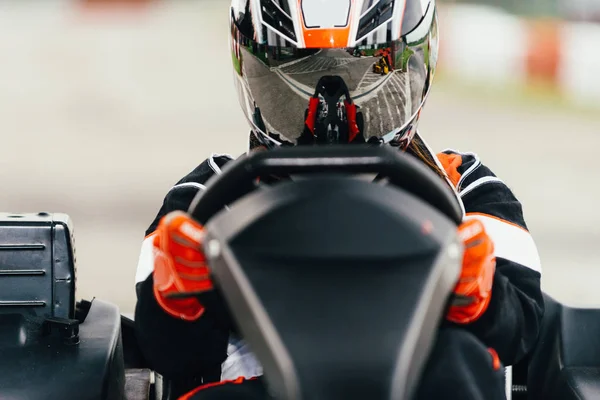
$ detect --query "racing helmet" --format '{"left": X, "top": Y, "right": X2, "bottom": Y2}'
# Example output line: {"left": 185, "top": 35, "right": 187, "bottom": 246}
{"left": 230, "top": 0, "right": 439, "bottom": 149}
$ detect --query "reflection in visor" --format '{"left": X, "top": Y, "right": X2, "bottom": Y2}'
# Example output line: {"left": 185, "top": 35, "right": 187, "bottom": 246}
{"left": 299, "top": 75, "right": 363, "bottom": 145}
{"left": 231, "top": 0, "right": 438, "bottom": 147}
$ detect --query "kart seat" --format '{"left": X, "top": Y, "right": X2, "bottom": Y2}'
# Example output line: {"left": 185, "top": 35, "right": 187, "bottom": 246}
{"left": 526, "top": 293, "right": 600, "bottom": 400}
{"left": 557, "top": 369, "right": 600, "bottom": 399}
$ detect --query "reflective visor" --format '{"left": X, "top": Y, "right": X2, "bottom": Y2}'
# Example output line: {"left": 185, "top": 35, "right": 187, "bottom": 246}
{"left": 231, "top": 0, "right": 438, "bottom": 146}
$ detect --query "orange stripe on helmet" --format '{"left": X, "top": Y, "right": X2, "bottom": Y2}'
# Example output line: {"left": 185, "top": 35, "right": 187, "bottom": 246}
{"left": 303, "top": 27, "right": 352, "bottom": 48}
{"left": 297, "top": 0, "right": 354, "bottom": 48}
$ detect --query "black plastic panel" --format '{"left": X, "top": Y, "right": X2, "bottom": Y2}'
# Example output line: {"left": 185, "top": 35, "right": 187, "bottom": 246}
{"left": 527, "top": 294, "right": 600, "bottom": 400}
{"left": 205, "top": 177, "right": 461, "bottom": 400}
{"left": 0, "top": 212, "right": 76, "bottom": 320}
{"left": 0, "top": 299, "right": 125, "bottom": 400}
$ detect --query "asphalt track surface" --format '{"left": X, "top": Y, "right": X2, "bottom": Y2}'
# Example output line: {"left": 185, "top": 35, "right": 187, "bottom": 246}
{"left": 278, "top": 49, "right": 373, "bottom": 91}
{"left": 1, "top": 1, "right": 600, "bottom": 314}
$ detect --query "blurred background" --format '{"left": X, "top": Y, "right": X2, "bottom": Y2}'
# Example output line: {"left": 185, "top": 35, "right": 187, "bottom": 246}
{"left": 0, "top": 0, "right": 598, "bottom": 315}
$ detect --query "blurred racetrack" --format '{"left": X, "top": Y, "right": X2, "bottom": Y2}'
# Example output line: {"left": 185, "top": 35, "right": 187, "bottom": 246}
{"left": 1, "top": 0, "right": 599, "bottom": 314}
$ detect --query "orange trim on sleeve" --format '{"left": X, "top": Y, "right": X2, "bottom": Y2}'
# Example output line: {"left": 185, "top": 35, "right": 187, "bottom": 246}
{"left": 465, "top": 212, "right": 530, "bottom": 234}
{"left": 179, "top": 377, "right": 259, "bottom": 400}
{"left": 436, "top": 152, "right": 463, "bottom": 188}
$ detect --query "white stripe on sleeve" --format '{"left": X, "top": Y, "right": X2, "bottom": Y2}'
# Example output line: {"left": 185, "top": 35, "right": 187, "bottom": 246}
{"left": 464, "top": 214, "right": 542, "bottom": 274}
{"left": 135, "top": 234, "right": 156, "bottom": 284}
{"left": 459, "top": 177, "right": 504, "bottom": 197}
{"left": 169, "top": 182, "right": 206, "bottom": 192}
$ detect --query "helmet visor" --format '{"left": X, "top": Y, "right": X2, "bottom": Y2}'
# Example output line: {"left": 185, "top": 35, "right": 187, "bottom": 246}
{"left": 231, "top": 0, "right": 438, "bottom": 146}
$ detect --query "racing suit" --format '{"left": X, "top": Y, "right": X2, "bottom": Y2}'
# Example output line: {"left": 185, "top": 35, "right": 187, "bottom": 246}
{"left": 134, "top": 149, "right": 544, "bottom": 399}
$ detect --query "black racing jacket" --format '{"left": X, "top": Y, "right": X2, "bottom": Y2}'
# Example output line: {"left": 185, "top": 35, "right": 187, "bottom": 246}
{"left": 134, "top": 151, "right": 544, "bottom": 384}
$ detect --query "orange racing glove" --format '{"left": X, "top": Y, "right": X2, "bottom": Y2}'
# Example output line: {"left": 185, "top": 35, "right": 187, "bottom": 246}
{"left": 152, "top": 211, "right": 214, "bottom": 321}
{"left": 447, "top": 219, "right": 496, "bottom": 325}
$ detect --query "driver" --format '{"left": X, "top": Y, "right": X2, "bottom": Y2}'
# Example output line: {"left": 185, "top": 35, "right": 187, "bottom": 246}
{"left": 134, "top": 1, "right": 544, "bottom": 399}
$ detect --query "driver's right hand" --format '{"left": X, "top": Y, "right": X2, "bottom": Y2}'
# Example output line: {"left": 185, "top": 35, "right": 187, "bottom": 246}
{"left": 152, "top": 211, "right": 214, "bottom": 321}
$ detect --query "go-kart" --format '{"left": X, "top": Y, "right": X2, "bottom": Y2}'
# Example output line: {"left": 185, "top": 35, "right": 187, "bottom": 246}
{"left": 348, "top": 47, "right": 366, "bottom": 57}
{"left": 373, "top": 54, "right": 391, "bottom": 75}
{"left": 301, "top": 75, "right": 365, "bottom": 144}
{"left": 2, "top": 146, "right": 600, "bottom": 400}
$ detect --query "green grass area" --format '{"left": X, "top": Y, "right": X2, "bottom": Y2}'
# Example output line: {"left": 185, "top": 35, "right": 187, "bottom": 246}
{"left": 399, "top": 47, "right": 414, "bottom": 71}
{"left": 362, "top": 49, "right": 377, "bottom": 57}
{"left": 231, "top": 50, "right": 242, "bottom": 75}
{"left": 432, "top": 71, "right": 600, "bottom": 119}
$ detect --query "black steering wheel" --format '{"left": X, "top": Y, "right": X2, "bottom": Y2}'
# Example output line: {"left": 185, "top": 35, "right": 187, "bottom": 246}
{"left": 188, "top": 145, "right": 463, "bottom": 226}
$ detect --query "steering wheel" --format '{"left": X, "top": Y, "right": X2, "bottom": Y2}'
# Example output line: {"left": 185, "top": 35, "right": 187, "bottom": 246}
{"left": 188, "top": 145, "right": 463, "bottom": 226}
